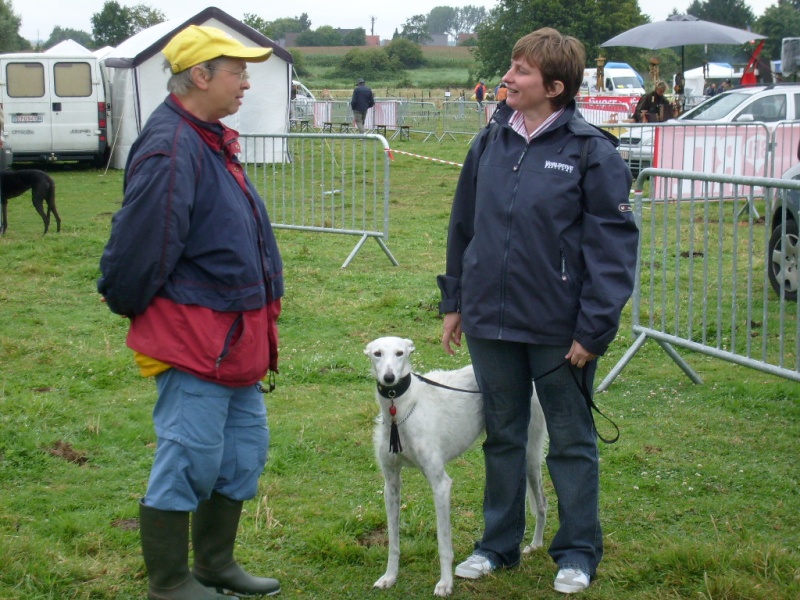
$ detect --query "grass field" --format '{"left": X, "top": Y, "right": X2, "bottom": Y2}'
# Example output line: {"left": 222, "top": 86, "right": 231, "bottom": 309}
{"left": 292, "top": 45, "right": 479, "bottom": 97}
{"left": 0, "top": 139, "right": 798, "bottom": 599}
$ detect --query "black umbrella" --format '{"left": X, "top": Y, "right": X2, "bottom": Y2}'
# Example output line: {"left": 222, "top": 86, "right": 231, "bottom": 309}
{"left": 601, "top": 14, "right": 766, "bottom": 84}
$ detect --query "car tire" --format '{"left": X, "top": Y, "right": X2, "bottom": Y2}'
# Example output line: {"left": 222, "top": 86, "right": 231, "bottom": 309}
{"left": 768, "top": 219, "right": 798, "bottom": 302}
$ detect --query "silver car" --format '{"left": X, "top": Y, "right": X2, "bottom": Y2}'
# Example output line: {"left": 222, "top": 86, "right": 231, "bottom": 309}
{"left": 770, "top": 144, "right": 800, "bottom": 301}
{"left": 616, "top": 84, "right": 800, "bottom": 177}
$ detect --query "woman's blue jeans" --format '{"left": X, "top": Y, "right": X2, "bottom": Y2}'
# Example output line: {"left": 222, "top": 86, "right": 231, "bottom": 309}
{"left": 143, "top": 368, "right": 269, "bottom": 512}
{"left": 466, "top": 336, "right": 603, "bottom": 577}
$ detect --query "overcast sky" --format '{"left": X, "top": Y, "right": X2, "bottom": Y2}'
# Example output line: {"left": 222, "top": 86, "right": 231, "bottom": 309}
{"left": 14, "top": 0, "right": 780, "bottom": 44}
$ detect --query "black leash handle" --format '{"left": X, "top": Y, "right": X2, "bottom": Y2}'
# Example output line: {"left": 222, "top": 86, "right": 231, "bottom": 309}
{"left": 567, "top": 365, "right": 620, "bottom": 444}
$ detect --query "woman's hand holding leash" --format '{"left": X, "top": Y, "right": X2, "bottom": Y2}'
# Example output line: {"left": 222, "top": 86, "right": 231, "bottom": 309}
{"left": 442, "top": 312, "right": 462, "bottom": 355}
{"left": 566, "top": 340, "right": 596, "bottom": 369}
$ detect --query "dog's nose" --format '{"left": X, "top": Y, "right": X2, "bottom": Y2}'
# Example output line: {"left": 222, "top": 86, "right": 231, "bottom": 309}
{"left": 384, "top": 372, "right": 395, "bottom": 384}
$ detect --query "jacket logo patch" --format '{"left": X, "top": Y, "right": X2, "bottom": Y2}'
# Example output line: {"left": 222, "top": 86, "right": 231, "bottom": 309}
{"left": 618, "top": 203, "right": 633, "bottom": 213}
{"left": 544, "top": 160, "right": 574, "bottom": 173}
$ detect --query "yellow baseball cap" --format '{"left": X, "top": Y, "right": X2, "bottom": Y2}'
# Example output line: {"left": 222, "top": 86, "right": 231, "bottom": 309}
{"left": 163, "top": 25, "right": 273, "bottom": 74}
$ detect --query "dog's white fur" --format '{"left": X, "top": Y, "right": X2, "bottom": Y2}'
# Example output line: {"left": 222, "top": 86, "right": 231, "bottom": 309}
{"left": 365, "top": 336, "right": 548, "bottom": 597}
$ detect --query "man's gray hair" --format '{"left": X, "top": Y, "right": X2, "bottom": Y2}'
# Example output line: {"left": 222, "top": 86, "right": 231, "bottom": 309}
{"left": 164, "top": 57, "right": 226, "bottom": 95}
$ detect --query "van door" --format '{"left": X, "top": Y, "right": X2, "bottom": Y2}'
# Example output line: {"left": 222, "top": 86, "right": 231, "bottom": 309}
{"left": 51, "top": 60, "right": 100, "bottom": 153}
{"left": 3, "top": 59, "right": 53, "bottom": 157}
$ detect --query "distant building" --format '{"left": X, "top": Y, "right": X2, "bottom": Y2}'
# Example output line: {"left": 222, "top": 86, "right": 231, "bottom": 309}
{"left": 458, "top": 33, "right": 478, "bottom": 45}
{"left": 283, "top": 32, "right": 300, "bottom": 48}
{"left": 423, "top": 33, "right": 449, "bottom": 46}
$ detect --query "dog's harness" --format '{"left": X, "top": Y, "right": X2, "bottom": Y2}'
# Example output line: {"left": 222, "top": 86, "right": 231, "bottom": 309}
{"left": 377, "top": 362, "right": 618, "bottom": 455}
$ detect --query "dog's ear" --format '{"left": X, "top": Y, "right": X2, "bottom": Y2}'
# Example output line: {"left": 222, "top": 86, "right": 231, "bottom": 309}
{"left": 404, "top": 339, "right": 416, "bottom": 354}
{"left": 364, "top": 342, "right": 373, "bottom": 357}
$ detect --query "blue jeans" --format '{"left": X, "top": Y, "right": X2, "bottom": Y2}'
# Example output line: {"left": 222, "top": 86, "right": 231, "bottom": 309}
{"left": 143, "top": 368, "right": 269, "bottom": 512}
{"left": 466, "top": 337, "right": 602, "bottom": 577}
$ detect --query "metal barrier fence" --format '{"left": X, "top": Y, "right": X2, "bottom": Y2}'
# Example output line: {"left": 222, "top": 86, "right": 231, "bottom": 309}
{"left": 238, "top": 132, "right": 397, "bottom": 268}
{"left": 575, "top": 100, "right": 632, "bottom": 127}
{"left": 599, "top": 168, "right": 800, "bottom": 391}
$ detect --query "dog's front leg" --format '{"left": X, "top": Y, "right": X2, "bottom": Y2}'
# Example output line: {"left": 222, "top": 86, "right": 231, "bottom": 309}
{"left": 425, "top": 466, "right": 454, "bottom": 597}
{"left": 374, "top": 466, "right": 401, "bottom": 590}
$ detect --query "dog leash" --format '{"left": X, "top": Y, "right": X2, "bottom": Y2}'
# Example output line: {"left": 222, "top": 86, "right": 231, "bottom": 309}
{"left": 569, "top": 365, "right": 619, "bottom": 444}
{"left": 414, "top": 361, "right": 619, "bottom": 445}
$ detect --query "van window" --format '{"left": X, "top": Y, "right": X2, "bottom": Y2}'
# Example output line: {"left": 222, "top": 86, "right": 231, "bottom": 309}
{"left": 611, "top": 76, "right": 642, "bottom": 91}
{"left": 6, "top": 62, "right": 45, "bottom": 98}
{"left": 54, "top": 62, "right": 92, "bottom": 97}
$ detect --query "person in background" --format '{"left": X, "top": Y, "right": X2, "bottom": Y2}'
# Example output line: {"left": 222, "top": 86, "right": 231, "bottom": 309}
{"left": 496, "top": 82, "right": 508, "bottom": 102}
{"left": 438, "top": 27, "right": 638, "bottom": 595}
{"left": 673, "top": 73, "right": 685, "bottom": 95}
{"left": 350, "top": 77, "right": 375, "bottom": 133}
{"left": 474, "top": 79, "right": 487, "bottom": 109}
{"left": 97, "top": 25, "right": 284, "bottom": 600}
{"left": 633, "top": 81, "right": 670, "bottom": 122}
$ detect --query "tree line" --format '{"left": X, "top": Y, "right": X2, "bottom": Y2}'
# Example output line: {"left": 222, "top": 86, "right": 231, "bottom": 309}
{"left": 1, "top": 0, "right": 799, "bottom": 84}
{"left": 0, "top": 1, "right": 487, "bottom": 52}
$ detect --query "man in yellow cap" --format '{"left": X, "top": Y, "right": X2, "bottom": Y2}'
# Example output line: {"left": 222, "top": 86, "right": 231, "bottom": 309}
{"left": 98, "top": 25, "right": 283, "bottom": 599}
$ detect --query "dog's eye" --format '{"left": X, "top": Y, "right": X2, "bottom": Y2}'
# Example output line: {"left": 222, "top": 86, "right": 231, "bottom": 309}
{"left": 373, "top": 351, "right": 382, "bottom": 357}
{"left": 395, "top": 351, "right": 404, "bottom": 357}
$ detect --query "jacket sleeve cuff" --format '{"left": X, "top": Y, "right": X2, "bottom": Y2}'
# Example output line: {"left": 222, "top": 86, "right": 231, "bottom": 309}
{"left": 436, "top": 274, "right": 461, "bottom": 314}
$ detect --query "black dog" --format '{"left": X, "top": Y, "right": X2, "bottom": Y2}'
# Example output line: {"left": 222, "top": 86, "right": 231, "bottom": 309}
{"left": 0, "top": 169, "right": 61, "bottom": 234}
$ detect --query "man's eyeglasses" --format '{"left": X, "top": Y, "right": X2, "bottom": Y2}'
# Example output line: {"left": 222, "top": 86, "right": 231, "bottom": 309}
{"left": 208, "top": 67, "right": 250, "bottom": 82}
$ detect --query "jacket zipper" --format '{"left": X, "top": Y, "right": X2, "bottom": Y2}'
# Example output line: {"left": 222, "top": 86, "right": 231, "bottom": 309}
{"left": 216, "top": 313, "right": 244, "bottom": 370}
{"left": 499, "top": 145, "right": 530, "bottom": 337}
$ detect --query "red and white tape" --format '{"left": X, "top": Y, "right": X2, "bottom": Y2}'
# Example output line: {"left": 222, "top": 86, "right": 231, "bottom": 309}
{"left": 386, "top": 148, "right": 463, "bottom": 168}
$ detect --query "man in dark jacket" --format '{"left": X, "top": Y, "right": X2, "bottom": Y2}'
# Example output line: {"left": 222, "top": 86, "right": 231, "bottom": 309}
{"left": 350, "top": 77, "right": 375, "bottom": 133}
{"left": 97, "top": 25, "right": 283, "bottom": 600}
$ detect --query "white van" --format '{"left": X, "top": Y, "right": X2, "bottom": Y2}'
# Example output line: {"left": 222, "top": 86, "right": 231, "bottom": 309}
{"left": 581, "top": 63, "right": 645, "bottom": 97}
{"left": 0, "top": 52, "right": 110, "bottom": 166}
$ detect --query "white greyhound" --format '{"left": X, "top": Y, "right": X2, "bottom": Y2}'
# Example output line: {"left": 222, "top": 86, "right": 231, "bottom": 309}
{"left": 365, "top": 336, "right": 548, "bottom": 597}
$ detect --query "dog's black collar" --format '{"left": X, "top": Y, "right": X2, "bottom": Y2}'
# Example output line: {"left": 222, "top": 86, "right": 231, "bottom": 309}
{"left": 376, "top": 373, "right": 412, "bottom": 399}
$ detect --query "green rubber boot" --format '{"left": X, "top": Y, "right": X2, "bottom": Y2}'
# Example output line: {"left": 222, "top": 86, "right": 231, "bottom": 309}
{"left": 192, "top": 492, "right": 281, "bottom": 596}
{"left": 139, "top": 500, "right": 234, "bottom": 600}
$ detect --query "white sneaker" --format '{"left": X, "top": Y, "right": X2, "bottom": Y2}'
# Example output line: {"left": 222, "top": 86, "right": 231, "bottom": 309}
{"left": 454, "top": 554, "right": 495, "bottom": 579}
{"left": 554, "top": 568, "right": 590, "bottom": 593}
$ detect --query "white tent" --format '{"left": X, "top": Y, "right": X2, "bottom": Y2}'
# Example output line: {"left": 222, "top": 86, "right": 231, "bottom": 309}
{"left": 101, "top": 6, "right": 293, "bottom": 169}
{"left": 683, "top": 62, "right": 741, "bottom": 96}
{"left": 44, "top": 39, "right": 93, "bottom": 55}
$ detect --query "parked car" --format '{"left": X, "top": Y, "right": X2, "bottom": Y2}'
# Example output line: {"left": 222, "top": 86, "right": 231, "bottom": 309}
{"left": 769, "top": 141, "right": 800, "bottom": 301}
{"left": 616, "top": 83, "right": 800, "bottom": 176}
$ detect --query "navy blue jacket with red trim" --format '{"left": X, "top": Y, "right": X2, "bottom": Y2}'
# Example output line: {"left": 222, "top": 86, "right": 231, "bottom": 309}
{"left": 97, "top": 96, "right": 284, "bottom": 383}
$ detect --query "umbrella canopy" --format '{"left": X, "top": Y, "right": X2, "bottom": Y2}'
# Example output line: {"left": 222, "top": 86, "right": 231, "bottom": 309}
{"left": 601, "top": 14, "right": 765, "bottom": 50}
{"left": 601, "top": 14, "right": 765, "bottom": 88}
